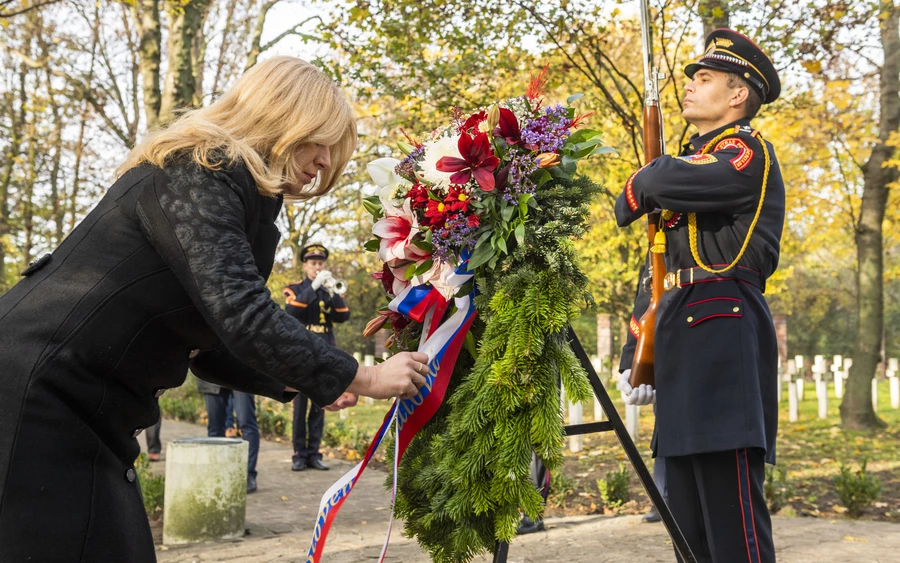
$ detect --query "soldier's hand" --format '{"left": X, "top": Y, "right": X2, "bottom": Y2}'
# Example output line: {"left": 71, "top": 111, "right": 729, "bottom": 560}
{"left": 347, "top": 352, "right": 429, "bottom": 400}
{"left": 312, "top": 270, "right": 333, "bottom": 291}
{"left": 617, "top": 369, "right": 655, "bottom": 406}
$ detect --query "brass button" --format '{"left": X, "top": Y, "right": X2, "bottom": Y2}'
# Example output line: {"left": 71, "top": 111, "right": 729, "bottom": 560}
{"left": 188, "top": 348, "right": 200, "bottom": 359}
{"left": 733, "top": 307, "right": 740, "bottom": 313}
{"left": 687, "top": 316, "right": 694, "bottom": 323}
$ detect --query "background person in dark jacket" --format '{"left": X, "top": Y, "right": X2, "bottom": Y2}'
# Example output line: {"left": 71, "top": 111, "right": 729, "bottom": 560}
{"left": 283, "top": 244, "right": 351, "bottom": 471}
{"left": 0, "top": 56, "right": 430, "bottom": 563}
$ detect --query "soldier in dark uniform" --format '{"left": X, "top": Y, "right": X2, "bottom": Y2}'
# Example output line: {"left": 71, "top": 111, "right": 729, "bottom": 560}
{"left": 614, "top": 29, "right": 784, "bottom": 562}
{"left": 284, "top": 243, "right": 351, "bottom": 471}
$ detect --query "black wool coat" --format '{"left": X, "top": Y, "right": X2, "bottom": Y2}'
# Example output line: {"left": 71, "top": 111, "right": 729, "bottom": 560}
{"left": 616, "top": 119, "right": 785, "bottom": 465}
{"left": 0, "top": 159, "right": 358, "bottom": 562}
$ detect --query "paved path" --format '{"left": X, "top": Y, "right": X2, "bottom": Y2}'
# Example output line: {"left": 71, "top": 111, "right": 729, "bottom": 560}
{"left": 147, "top": 419, "right": 900, "bottom": 563}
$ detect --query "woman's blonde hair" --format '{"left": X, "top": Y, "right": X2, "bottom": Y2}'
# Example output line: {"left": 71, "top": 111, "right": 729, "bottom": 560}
{"left": 118, "top": 56, "right": 357, "bottom": 199}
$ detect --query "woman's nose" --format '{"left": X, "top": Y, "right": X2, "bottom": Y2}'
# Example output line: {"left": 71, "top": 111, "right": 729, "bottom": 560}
{"left": 315, "top": 146, "right": 332, "bottom": 170}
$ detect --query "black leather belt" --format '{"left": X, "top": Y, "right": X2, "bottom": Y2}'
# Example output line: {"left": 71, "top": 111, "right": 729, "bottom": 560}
{"left": 664, "top": 266, "right": 764, "bottom": 292}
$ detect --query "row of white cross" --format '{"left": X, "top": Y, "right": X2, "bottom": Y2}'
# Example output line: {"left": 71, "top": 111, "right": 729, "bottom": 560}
{"left": 558, "top": 355, "right": 899, "bottom": 453}
{"left": 778, "top": 355, "right": 900, "bottom": 422}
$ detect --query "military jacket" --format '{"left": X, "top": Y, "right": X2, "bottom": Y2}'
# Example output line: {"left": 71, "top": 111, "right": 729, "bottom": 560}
{"left": 615, "top": 119, "right": 785, "bottom": 464}
{"left": 283, "top": 279, "right": 350, "bottom": 346}
{"left": 0, "top": 159, "right": 358, "bottom": 561}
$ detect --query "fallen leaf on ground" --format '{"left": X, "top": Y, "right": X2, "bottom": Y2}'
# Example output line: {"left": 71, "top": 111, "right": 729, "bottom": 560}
{"left": 843, "top": 536, "right": 868, "bottom": 543}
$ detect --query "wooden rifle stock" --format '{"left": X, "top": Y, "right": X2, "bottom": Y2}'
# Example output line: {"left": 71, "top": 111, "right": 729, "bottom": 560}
{"left": 629, "top": 104, "right": 664, "bottom": 388}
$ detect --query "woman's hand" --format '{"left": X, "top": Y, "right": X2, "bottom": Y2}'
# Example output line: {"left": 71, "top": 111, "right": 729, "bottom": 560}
{"left": 323, "top": 392, "right": 359, "bottom": 411}
{"left": 347, "top": 352, "right": 430, "bottom": 400}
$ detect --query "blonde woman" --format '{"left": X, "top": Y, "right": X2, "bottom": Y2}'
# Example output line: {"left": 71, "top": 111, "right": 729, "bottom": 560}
{"left": 0, "top": 57, "right": 428, "bottom": 562}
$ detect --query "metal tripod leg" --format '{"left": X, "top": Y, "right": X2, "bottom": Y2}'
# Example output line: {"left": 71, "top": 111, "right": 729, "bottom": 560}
{"left": 492, "top": 328, "right": 696, "bottom": 562}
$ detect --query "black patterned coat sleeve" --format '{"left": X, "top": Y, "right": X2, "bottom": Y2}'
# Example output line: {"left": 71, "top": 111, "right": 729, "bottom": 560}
{"left": 191, "top": 346, "right": 298, "bottom": 401}
{"left": 134, "top": 165, "right": 357, "bottom": 406}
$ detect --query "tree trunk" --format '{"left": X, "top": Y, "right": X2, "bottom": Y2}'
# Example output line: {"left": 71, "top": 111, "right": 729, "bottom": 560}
{"left": 698, "top": 0, "right": 730, "bottom": 37}
{"left": 840, "top": 1, "right": 899, "bottom": 430}
{"left": 0, "top": 65, "right": 27, "bottom": 291}
{"left": 133, "top": 0, "right": 162, "bottom": 130}
{"left": 245, "top": 0, "right": 278, "bottom": 71}
{"left": 46, "top": 72, "right": 64, "bottom": 244}
{"left": 21, "top": 98, "right": 38, "bottom": 268}
{"left": 210, "top": 0, "right": 238, "bottom": 99}
{"left": 160, "top": 0, "right": 210, "bottom": 124}
{"left": 190, "top": 1, "right": 213, "bottom": 107}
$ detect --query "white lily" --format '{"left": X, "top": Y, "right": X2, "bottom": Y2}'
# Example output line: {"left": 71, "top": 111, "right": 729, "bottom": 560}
{"left": 367, "top": 157, "right": 412, "bottom": 209}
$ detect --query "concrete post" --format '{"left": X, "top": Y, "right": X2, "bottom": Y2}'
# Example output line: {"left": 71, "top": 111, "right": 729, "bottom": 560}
{"left": 625, "top": 404, "right": 640, "bottom": 441}
{"left": 163, "top": 438, "right": 248, "bottom": 545}
{"left": 568, "top": 401, "right": 583, "bottom": 453}
{"left": 788, "top": 379, "right": 798, "bottom": 422}
{"left": 364, "top": 355, "right": 375, "bottom": 406}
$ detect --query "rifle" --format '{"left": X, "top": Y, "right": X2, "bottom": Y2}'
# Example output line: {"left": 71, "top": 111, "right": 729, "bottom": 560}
{"left": 629, "top": 0, "right": 666, "bottom": 389}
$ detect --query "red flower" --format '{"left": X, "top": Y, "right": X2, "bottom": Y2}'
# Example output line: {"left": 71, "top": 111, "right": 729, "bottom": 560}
{"left": 467, "top": 214, "right": 480, "bottom": 228}
{"left": 372, "top": 263, "right": 396, "bottom": 295}
{"left": 460, "top": 111, "right": 487, "bottom": 134}
{"left": 526, "top": 65, "right": 550, "bottom": 105}
{"left": 435, "top": 132, "right": 500, "bottom": 192}
{"left": 424, "top": 199, "right": 450, "bottom": 228}
{"left": 444, "top": 185, "right": 470, "bottom": 213}
{"left": 406, "top": 183, "right": 431, "bottom": 210}
{"left": 363, "top": 309, "right": 409, "bottom": 338}
{"left": 496, "top": 108, "right": 521, "bottom": 145}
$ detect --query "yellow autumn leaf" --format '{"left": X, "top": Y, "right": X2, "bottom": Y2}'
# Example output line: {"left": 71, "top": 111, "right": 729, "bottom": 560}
{"left": 801, "top": 60, "right": 823, "bottom": 74}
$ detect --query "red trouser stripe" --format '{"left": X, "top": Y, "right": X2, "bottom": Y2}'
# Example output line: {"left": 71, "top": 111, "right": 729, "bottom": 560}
{"left": 736, "top": 449, "right": 761, "bottom": 563}
{"left": 744, "top": 450, "right": 762, "bottom": 563}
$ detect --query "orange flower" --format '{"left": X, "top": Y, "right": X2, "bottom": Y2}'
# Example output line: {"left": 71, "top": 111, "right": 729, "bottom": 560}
{"left": 536, "top": 152, "right": 561, "bottom": 168}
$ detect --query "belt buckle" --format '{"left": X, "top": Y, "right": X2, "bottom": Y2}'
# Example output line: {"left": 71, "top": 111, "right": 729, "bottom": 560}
{"left": 664, "top": 272, "right": 677, "bottom": 291}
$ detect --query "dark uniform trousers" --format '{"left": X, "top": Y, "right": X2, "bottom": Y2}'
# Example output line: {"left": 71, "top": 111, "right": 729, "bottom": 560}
{"left": 616, "top": 119, "right": 784, "bottom": 563}
{"left": 283, "top": 279, "right": 350, "bottom": 462}
{"left": 668, "top": 449, "right": 774, "bottom": 563}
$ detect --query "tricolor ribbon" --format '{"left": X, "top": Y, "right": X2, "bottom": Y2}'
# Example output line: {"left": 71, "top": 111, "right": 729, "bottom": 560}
{"left": 306, "top": 260, "right": 477, "bottom": 563}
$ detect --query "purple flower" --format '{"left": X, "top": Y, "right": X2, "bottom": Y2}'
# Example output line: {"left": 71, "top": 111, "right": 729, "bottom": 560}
{"left": 520, "top": 104, "right": 571, "bottom": 152}
{"left": 395, "top": 145, "right": 426, "bottom": 182}
{"left": 432, "top": 213, "right": 479, "bottom": 262}
{"left": 503, "top": 152, "right": 539, "bottom": 202}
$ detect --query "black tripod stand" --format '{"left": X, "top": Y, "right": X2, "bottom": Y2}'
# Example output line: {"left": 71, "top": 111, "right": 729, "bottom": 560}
{"left": 492, "top": 327, "right": 697, "bottom": 562}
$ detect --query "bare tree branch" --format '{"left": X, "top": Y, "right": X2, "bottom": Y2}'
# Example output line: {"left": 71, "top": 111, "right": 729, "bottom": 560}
{"left": 0, "top": 0, "right": 63, "bottom": 19}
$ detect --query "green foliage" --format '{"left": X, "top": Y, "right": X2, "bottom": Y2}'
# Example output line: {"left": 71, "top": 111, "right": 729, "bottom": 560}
{"left": 389, "top": 175, "right": 601, "bottom": 562}
{"left": 548, "top": 469, "right": 575, "bottom": 509}
{"left": 833, "top": 458, "right": 881, "bottom": 518}
{"left": 597, "top": 463, "right": 630, "bottom": 510}
{"left": 135, "top": 453, "right": 165, "bottom": 520}
{"left": 158, "top": 372, "right": 204, "bottom": 423}
{"left": 323, "top": 419, "right": 373, "bottom": 458}
{"left": 256, "top": 400, "right": 290, "bottom": 438}
{"left": 764, "top": 465, "right": 794, "bottom": 514}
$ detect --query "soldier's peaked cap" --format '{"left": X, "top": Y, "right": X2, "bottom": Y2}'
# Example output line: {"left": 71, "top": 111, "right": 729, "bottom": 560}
{"left": 685, "top": 28, "right": 781, "bottom": 104}
{"left": 300, "top": 243, "right": 329, "bottom": 262}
